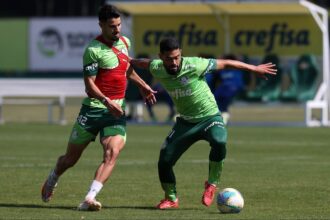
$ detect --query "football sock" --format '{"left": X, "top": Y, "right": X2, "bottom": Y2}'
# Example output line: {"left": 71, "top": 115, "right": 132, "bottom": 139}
{"left": 48, "top": 169, "right": 59, "bottom": 184}
{"left": 85, "top": 180, "right": 103, "bottom": 201}
{"left": 161, "top": 182, "right": 177, "bottom": 201}
{"left": 208, "top": 160, "right": 224, "bottom": 185}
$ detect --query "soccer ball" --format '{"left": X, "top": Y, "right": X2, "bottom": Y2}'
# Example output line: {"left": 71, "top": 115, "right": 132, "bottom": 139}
{"left": 216, "top": 188, "right": 244, "bottom": 213}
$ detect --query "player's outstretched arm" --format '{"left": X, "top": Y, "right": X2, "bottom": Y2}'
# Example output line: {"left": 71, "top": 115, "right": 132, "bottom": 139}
{"left": 129, "top": 57, "right": 151, "bottom": 70}
{"left": 216, "top": 59, "right": 277, "bottom": 80}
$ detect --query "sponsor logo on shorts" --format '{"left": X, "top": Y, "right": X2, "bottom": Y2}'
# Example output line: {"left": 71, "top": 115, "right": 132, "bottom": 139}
{"left": 204, "top": 121, "right": 224, "bottom": 132}
{"left": 71, "top": 128, "right": 78, "bottom": 140}
{"left": 111, "top": 125, "right": 125, "bottom": 131}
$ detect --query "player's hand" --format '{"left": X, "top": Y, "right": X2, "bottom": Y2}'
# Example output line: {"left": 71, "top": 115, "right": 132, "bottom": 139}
{"left": 139, "top": 85, "right": 157, "bottom": 105}
{"left": 254, "top": 63, "right": 277, "bottom": 80}
{"left": 103, "top": 97, "right": 124, "bottom": 118}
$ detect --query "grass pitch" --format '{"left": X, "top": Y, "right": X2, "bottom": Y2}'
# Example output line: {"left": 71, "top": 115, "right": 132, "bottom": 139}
{"left": 0, "top": 123, "right": 329, "bottom": 220}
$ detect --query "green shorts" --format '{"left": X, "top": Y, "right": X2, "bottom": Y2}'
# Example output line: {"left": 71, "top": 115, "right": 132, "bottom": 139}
{"left": 69, "top": 104, "right": 126, "bottom": 145}
{"left": 160, "top": 114, "right": 227, "bottom": 163}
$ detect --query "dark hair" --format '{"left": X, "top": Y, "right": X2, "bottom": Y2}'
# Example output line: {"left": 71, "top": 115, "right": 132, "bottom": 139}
{"left": 98, "top": 5, "right": 121, "bottom": 22}
{"left": 159, "top": 37, "right": 180, "bottom": 53}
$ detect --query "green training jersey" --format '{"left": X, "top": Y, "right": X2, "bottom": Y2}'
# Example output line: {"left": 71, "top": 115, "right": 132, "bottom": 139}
{"left": 82, "top": 36, "right": 131, "bottom": 108}
{"left": 149, "top": 57, "right": 219, "bottom": 123}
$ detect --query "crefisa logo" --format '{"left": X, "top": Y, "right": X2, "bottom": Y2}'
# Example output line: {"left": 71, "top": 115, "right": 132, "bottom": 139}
{"left": 234, "top": 22, "right": 310, "bottom": 52}
{"left": 143, "top": 23, "right": 217, "bottom": 47}
{"left": 37, "top": 28, "right": 63, "bottom": 58}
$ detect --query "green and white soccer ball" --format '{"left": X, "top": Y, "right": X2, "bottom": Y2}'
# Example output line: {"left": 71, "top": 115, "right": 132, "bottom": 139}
{"left": 216, "top": 188, "right": 244, "bottom": 213}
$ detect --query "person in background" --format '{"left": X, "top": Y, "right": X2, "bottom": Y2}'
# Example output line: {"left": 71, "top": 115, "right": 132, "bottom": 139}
{"left": 205, "top": 54, "right": 244, "bottom": 124}
{"left": 125, "top": 54, "right": 154, "bottom": 122}
{"left": 145, "top": 81, "right": 176, "bottom": 123}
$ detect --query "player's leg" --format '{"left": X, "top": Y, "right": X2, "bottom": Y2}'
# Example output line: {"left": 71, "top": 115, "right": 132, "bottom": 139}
{"left": 95, "top": 134, "right": 126, "bottom": 183}
{"left": 42, "top": 105, "right": 98, "bottom": 203}
{"left": 217, "top": 96, "right": 231, "bottom": 125}
{"left": 200, "top": 115, "right": 227, "bottom": 206}
{"left": 157, "top": 117, "right": 198, "bottom": 209}
{"left": 41, "top": 122, "right": 95, "bottom": 202}
{"left": 146, "top": 102, "right": 157, "bottom": 122}
{"left": 215, "top": 87, "right": 231, "bottom": 125}
{"left": 78, "top": 116, "right": 126, "bottom": 211}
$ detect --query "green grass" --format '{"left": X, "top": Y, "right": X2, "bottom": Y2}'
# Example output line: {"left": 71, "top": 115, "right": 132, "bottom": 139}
{"left": 0, "top": 123, "right": 330, "bottom": 220}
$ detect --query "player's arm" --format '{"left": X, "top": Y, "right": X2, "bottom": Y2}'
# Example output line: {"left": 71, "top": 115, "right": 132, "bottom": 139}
{"left": 129, "top": 57, "right": 151, "bottom": 70}
{"left": 84, "top": 75, "right": 123, "bottom": 117}
{"left": 83, "top": 46, "right": 123, "bottom": 117}
{"left": 126, "top": 65, "right": 157, "bottom": 105}
{"left": 216, "top": 59, "right": 277, "bottom": 79}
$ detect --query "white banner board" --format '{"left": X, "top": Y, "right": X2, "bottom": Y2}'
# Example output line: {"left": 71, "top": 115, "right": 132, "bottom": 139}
{"left": 29, "top": 18, "right": 100, "bottom": 71}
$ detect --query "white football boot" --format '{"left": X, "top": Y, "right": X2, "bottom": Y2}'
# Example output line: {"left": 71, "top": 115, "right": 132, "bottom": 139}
{"left": 77, "top": 199, "right": 102, "bottom": 211}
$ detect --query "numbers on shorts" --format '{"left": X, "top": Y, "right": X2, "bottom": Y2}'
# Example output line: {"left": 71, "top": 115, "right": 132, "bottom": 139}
{"left": 77, "top": 115, "right": 88, "bottom": 126}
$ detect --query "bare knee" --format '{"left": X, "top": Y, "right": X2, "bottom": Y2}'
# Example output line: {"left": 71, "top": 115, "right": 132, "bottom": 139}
{"left": 101, "top": 136, "right": 125, "bottom": 165}
{"left": 103, "top": 148, "right": 120, "bottom": 165}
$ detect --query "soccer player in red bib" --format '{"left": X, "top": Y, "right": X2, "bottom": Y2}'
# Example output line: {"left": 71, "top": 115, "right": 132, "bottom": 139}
{"left": 41, "top": 5, "right": 156, "bottom": 211}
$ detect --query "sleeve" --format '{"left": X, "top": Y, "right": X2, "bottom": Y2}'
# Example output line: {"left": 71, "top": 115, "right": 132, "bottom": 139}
{"left": 148, "top": 59, "right": 162, "bottom": 77}
{"left": 83, "top": 47, "right": 98, "bottom": 76}
{"left": 195, "top": 57, "right": 217, "bottom": 77}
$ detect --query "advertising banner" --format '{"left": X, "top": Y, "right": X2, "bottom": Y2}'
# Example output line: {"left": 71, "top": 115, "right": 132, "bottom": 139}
{"left": 132, "top": 14, "right": 321, "bottom": 58}
{"left": 29, "top": 18, "right": 100, "bottom": 71}
{"left": 0, "top": 19, "right": 28, "bottom": 71}
{"left": 229, "top": 15, "right": 322, "bottom": 56}
{"left": 133, "top": 15, "right": 224, "bottom": 58}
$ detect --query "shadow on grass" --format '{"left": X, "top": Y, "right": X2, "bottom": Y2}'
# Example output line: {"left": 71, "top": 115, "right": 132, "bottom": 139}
{"left": 103, "top": 206, "right": 196, "bottom": 211}
{"left": 103, "top": 206, "right": 155, "bottom": 210}
{"left": 0, "top": 203, "right": 75, "bottom": 210}
{"left": 0, "top": 203, "right": 196, "bottom": 211}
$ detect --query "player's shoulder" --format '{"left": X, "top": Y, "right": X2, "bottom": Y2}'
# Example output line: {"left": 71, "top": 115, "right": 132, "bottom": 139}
{"left": 83, "top": 38, "right": 102, "bottom": 59}
{"left": 184, "top": 56, "right": 215, "bottom": 72}
{"left": 181, "top": 57, "right": 203, "bottom": 71}
{"left": 150, "top": 59, "right": 163, "bottom": 70}
{"left": 149, "top": 59, "right": 167, "bottom": 77}
{"left": 85, "top": 38, "right": 103, "bottom": 53}
{"left": 184, "top": 56, "right": 210, "bottom": 64}
{"left": 112, "top": 36, "right": 131, "bottom": 55}
{"left": 120, "top": 36, "right": 131, "bottom": 48}
{"left": 113, "top": 36, "right": 131, "bottom": 49}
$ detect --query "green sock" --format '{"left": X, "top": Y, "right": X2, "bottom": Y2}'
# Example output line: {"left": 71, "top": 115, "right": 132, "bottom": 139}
{"left": 208, "top": 160, "right": 225, "bottom": 185}
{"left": 161, "top": 182, "right": 177, "bottom": 201}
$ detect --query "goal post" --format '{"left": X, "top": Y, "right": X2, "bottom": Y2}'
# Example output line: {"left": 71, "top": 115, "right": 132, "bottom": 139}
{"left": 300, "top": 0, "right": 330, "bottom": 127}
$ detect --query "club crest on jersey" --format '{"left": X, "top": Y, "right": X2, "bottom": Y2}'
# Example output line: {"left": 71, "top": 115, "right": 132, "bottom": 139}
{"left": 179, "top": 76, "right": 189, "bottom": 85}
{"left": 121, "top": 48, "right": 128, "bottom": 55}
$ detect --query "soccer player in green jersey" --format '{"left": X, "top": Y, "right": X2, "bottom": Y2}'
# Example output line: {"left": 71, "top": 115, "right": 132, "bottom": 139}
{"left": 130, "top": 37, "right": 277, "bottom": 209}
{"left": 41, "top": 5, "right": 156, "bottom": 211}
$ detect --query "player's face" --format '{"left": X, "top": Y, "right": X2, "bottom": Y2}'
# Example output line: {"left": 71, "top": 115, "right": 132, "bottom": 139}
{"left": 99, "top": 17, "right": 121, "bottom": 42}
{"left": 159, "top": 49, "right": 182, "bottom": 75}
